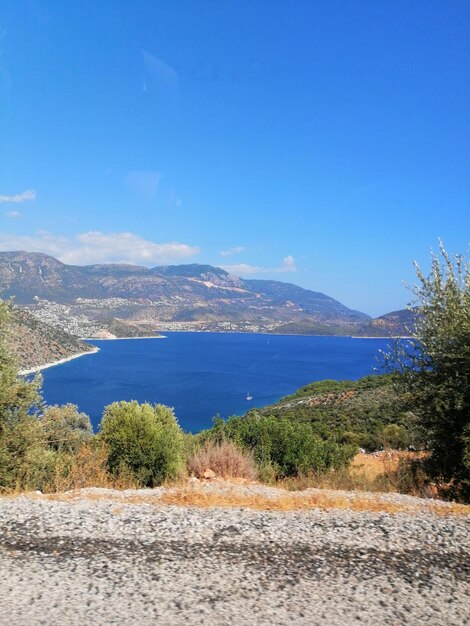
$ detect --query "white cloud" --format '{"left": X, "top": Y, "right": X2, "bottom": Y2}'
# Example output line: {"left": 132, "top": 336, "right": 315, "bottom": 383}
{"left": 221, "top": 256, "right": 297, "bottom": 276}
{"left": 220, "top": 246, "right": 245, "bottom": 257}
{"left": 221, "top": 263, "right": 264, "bottom": 276}
{"left": 0, "top": 232, "right": 69, "bottom": 258}
{"left": 0, "top": 190, "right": 36, "bottom": 204}
{"left": 4, "top": 210, "right": 21, "bottom": 218}
{"left": 0, "top": 230, "right": 200, "bottom": 266}
{"left": 274, "top": 255, "right": 297, "bottom": 273}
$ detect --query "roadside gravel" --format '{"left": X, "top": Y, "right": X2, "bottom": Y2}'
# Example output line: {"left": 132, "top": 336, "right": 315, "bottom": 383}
{"left": 0, "top": 486, "right": 468, "bottom": 626}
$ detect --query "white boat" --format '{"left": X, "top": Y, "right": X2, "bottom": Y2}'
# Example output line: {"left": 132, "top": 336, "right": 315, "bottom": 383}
{"left": 246, "top": 392, "right": 253, "bottom": 401}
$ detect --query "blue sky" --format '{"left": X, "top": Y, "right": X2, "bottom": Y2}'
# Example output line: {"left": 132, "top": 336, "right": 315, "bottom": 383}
{"left": 0, "top": 0, "right": 468, "bottom": 316}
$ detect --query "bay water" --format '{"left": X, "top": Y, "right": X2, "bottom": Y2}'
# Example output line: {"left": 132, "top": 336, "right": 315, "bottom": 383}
{"left": 39, "top": 332, "right": 392, "bottom": 432}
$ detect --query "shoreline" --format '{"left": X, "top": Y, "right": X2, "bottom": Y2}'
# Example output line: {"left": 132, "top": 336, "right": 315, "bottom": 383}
{"left": 83, "top": 331, "right": 413, "bottom": 341}
{"left": 350, "top": 335, "right": 413, "bottom": 340}
{"left": 19, "top": 347, "right": 100, "bottom": 376}
{"left": 157, "top": 329, "right": 412, "bottom": 340}
{"left": 81, "top": 335, "right": 167, "bottom": 341}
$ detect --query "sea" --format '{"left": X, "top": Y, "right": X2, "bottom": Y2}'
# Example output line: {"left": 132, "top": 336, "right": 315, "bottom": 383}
{"left": 39, "top": 332, "right": 393, "bottom": 433}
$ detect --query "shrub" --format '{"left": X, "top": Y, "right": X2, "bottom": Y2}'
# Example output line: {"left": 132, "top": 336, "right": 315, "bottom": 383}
{"left": 248, "top": 374, "right": 415, "bottom": 453}
{"left": 40, "top": 404, "right": 93, "bottom": 452}
{"left": 52, "top": 442, "right": 120, "bottom": 492}
{"left": 208, "top": 414, "right": 356, "bottom": 479}
{"left": 0, "top": 415, "right": 56, "bottom": 492}
{"left": 188, "top": 441, "right": 258, "bottom": 480}
{"left": 0, "top": 299, "right": 41, "bottom": 430}
{"left": 340, "top": 430, "right": 362, "bottom": 446}
{"left": 0, "top": 299, "right": 46, "bottom": 491}
{"left": 371, "top": 456, "right": 430, "bottom": 497}
{"left": 99, "top": 401, "right": 184, "bottom": 486}
{"left": 380, "top": 423, "right": 410, "bottom": 450}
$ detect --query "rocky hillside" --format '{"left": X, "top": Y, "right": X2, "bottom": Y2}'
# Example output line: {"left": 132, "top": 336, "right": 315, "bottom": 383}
{"left": 0, "top": 251, "right": 370, "bottom": 335}
{"left": 7, "top": 306, "right": 96, "bottom": 372}
{"left": 0, "top": 252, "right": 415, "bottom": 338}
{"left": 354, "top": 308, "right": 417, "bottom": 337}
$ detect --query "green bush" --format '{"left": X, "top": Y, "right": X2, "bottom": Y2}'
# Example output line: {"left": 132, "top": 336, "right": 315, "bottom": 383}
{"left": 380, "top": 423, "right": 410, "bottom": 450}
{"left": 0, "top": 299, "right": 46, "bottom": 491}
{"left": 40, "top": 404, "right": 93, "bottom": 452}
{"left": 99, "top": 401, "right": 184, "bottom": 486}
{"left": 207, "top": 413, "right": 356, "bottom": 479}
{"left": 247, "top": 374, "right": 417, "bottom": 452}
{"left": 0, "top": 299, "right": 41, "bottom": 429}
{"left": 0, "top": 415, "right": 58, "bottom": 491}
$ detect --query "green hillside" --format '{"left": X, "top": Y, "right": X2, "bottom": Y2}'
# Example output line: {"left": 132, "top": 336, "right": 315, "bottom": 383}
{"left": 237, "top": 374, "right": 417, "bottom": 451}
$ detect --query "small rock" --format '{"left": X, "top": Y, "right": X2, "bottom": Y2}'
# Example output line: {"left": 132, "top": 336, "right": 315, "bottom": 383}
{"left": 203, "top": 468, "right": 216, "bottom": 479}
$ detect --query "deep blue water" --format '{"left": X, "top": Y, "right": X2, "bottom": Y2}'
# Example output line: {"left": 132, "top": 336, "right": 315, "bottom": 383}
{"left": 39, "top": 333, "right": 392, "bottom": 433}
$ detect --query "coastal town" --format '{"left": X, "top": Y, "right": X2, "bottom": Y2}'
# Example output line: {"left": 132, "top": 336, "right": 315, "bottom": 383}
{"left": 25, "top": 298, "right": 107, "bottom": 338}
{"left": 23, "top": 296, "right": 283, "bottom": 337}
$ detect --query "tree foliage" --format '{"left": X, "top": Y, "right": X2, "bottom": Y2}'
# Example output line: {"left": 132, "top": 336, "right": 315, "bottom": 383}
{"left": 239, "top": 375, "right": 417, "bottom": 452}
{"left": 100, "top": 401, "right": 184, "bottom": 486}
{"left": 40, "top": 404, "right": 93, "bottom": 452}
{"left": 0, "top": 299, "right": 46, "bottom": 490}
{"left": 205, "top": 413, "right": 356, "bottom": 479}
{"left": 0, "top": 299, "right": 41, "bottom": 428}
{"left": 388, "top": 243, "right": 470, "bottom": 498}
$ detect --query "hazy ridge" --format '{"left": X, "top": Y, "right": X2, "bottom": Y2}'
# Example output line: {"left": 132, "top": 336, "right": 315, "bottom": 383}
{"left": 0, "top": 251, "right": 411, "bottom": 339}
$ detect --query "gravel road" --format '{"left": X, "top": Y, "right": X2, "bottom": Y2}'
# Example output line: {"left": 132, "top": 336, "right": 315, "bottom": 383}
{"left": 0, "top": 488, "right": 469, "bottom": 626}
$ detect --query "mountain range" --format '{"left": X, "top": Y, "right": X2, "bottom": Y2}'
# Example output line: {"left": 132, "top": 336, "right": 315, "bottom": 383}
{"left": 0, "top": 251, "right": 413, "bottom": 338}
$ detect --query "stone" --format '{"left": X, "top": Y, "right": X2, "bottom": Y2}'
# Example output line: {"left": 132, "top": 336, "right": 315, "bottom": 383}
{"left": 202, "top": 468, "right": 216, "bottom": 479}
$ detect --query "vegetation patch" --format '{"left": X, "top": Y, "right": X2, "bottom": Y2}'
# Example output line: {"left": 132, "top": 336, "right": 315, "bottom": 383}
{"left": 0, "top": 244, "right": 469, "bottom": 502}
{"left": 237, "top": 374, "right": 415, "bottom": 453}
{"left": 187, "top": 441, "right": 258, "bottom": 481}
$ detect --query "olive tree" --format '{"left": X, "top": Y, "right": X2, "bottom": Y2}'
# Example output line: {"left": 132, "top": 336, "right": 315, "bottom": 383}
{"left": 100, "top": 401, "right": 184, "bottom": 486}
{"left": 0, "top": 299, "right": 45, "bottom": 489}
{"left": 0, "top": 299, "right": 41, "bottom": 427}
{"left": 40, "top": 404, "right": 93, "bottom": 452}
{"left": 389, "top": 243, "right": 470, "bottom": 498}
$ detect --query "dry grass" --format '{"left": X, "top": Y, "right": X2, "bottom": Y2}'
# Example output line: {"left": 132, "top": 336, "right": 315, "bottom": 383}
{"left": 350, "top": 451, "right": 427, "bottom": 480}
{"left": 48, "top": 444, "right": 137, "bottom": 492}
{"left": 157, "top": 486, "right": 469, "bottom": 515}
{"left": 158, "top": 487, "right": 410, "bottom": 513}
{"left": 52, "top": 444, "right": 112, "bottom": 491}
{"left": 279, "top": 451, "right": 432, "bottom": 497}
{"left": 32, "top": 480, "right": 470, "bottom": 516}
{"left": 187, "top": 441, "right": 258, "bottom": 481}
{"left": 5, "top": 446, "right": 468, "bottom": 516}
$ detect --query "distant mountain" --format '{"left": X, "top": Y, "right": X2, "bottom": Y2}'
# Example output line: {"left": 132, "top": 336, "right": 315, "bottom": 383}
{"left": 153, "top": 264, "right": 242, "bottom": 284}
{"left": 0, "top": 251, "right": 371, "bottom": 336}
{"left": 8, "top": 306, "right": 95, "bottom": 372}
{"left": 354, "top": 309, "right": 417, "bottom": 337}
